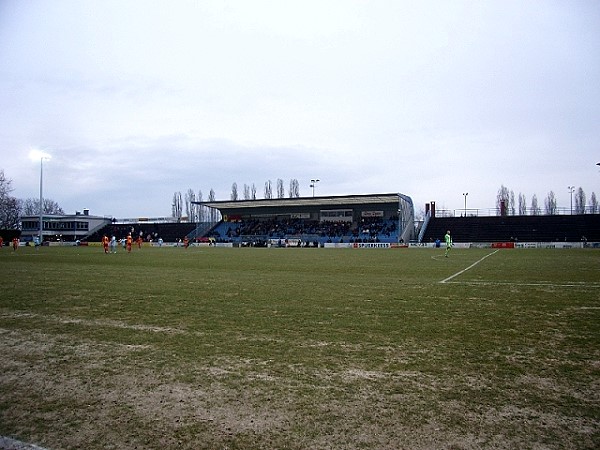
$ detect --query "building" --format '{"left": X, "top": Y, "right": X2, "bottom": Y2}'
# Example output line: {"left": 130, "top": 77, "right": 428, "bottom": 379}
{"left": 196, "top": 193, "right": 415, "bottom": 244}
{"left": 20, "top": 209, "right": 112, "bottom": 243}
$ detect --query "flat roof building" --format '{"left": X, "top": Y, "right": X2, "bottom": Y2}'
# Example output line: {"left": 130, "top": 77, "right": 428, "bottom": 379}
{"left": 20, "top": 209, "right": 112, "bottom": 242}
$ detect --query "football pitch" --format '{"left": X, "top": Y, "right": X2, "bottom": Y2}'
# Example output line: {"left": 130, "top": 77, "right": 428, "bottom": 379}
{"left": 1, "top": 246, "right": 599, "bottom": 449}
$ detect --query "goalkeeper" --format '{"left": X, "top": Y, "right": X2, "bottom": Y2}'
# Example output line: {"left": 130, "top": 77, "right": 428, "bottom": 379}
{"left": 444, "top": 230, "right": 452, "bottom": 257}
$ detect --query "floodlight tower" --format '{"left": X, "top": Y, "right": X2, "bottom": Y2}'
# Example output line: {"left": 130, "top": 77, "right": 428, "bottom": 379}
{"left": 568, "top": 185, "right": 575, "bottom": 215}
{"left": 29, "top": 150, "right": 51, "bottom": 244}
{"left": 310, "top": 179, "right": 320, "bottom": 197}
{"left": 462, "top": 192, "right": 468, "bottom": 216}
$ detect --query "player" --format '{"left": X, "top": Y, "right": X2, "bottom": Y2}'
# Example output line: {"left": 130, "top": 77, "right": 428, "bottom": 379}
{"left": 102, "top": 235, "right": 109, "bottom": 254}
{"left": 110, "top": 235, "right": 117, "bottom": 253}
{"left": 126, "top": 234, "right": 133, "bottom": 253}
{"left": 444, "top": 230, "right": 452, "bottom": 257}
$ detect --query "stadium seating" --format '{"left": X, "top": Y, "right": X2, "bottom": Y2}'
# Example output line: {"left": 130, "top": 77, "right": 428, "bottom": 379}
{"left": 87, "top": 214, "right": 599, "bottom": 245}
{"left": 421, "top": 215, "right": 600, "bottom": 243}
{"left": 206, "top": 217, "right": 401, "bottom": 244}
{"left": 87, "top": 222, "right": 197, "bottom": 243}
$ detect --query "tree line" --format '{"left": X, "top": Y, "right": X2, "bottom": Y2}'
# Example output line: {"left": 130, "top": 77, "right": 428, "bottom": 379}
{"left": 0, "top": 169, "right": 64, "bottom": 229}
{"left": 3, "top": 167, "right": 599, "bottom": 229}
{"left": 496, "top": 185, "right": 598, "bottom": 215}
{"left": 171, "top": 178, "right": 301, "bottom": 221}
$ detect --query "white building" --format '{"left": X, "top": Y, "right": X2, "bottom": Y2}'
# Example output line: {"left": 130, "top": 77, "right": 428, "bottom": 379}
{"left": 20, "top": 209, "right": 112, "bottom": 243}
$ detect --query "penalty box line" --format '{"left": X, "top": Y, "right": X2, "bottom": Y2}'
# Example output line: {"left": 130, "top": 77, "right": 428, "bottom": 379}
{"left": 439, "top": 249, "right": 500, "bottom": 284}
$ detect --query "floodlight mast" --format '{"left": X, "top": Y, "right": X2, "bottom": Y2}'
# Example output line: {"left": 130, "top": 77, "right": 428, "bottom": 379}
{"left": 39, "top": 157, "right": 43, "bottom": 243}
{"left": 567, "top": 186, "right": 575, "bottom": 215}
{"left": 310, "top": 179, "right": 320, "bottom": 197}
{"left": 29, "top": 150, "right": 51, "bottom": 244}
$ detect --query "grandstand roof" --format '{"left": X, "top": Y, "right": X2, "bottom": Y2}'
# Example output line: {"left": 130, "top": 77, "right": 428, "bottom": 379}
{"left": 196, "top": 193, "right": 407, "bottom": 212}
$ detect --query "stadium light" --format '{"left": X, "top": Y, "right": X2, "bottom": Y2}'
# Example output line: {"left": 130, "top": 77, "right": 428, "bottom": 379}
{"left": 567, "top": 186, "right": 575, "bottom": 215}
{"left": 310, "top": 179, "right": 320, "bottom": 197}
{"left": 29, "top": 149, "right": 52, "bottom": 244}
{"left": 462, "top": 192, "right": 468, "bottom": 216}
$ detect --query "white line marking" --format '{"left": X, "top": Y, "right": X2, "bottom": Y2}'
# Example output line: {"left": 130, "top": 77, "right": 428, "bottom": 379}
{"left": 440, "top": 250, "right": 499, "bottom": 284}
{"left": 442, "top": 280, "right": 600, "bottom": 288}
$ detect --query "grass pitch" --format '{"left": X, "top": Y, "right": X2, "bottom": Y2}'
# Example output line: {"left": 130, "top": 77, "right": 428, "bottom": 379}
{"left": 0, "top": 245, "right": 599, "bottom": 449}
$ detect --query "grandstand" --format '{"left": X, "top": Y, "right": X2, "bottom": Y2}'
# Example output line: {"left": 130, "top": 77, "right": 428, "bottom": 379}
{"left": 421, "top": 214, "right": 600, "bottom": 243}
{"left": 194, "top": 193, "right": 415, "bottom": 246}
{"left": 83, "top": 193, "right": 415, "bottom": 245}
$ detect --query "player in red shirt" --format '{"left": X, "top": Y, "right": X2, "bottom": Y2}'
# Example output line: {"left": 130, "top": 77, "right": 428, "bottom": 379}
{"left": 126, "top": 234, "right": 133, "bottom": 253}
{"left": 102, "top": 235, "right": 109, "bottom": 253}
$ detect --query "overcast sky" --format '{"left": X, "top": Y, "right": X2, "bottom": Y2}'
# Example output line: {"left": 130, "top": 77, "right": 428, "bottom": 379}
{"left": 1, "top": 0, "right": 598, "bottom": 219}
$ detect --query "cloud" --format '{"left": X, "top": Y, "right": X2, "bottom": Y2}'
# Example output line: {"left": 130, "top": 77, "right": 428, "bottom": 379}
{"left": 1, "top": 0, "right": 599, "bottom": 219}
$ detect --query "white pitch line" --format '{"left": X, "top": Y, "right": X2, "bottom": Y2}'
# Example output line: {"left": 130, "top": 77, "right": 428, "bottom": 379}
{"left": 439, "top": 249, "right": 499, "bottom": 284}
{"left": 442, "top": 280, "right": 600, "bottom": 288}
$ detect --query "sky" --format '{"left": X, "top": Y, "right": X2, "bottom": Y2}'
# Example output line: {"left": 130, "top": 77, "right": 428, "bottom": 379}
{"left": 0, "top": 0, "right": 599, "bottom": 219}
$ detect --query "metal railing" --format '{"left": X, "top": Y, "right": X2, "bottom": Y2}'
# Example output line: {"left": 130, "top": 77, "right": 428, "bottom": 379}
{"left": 417, "top": 211, "right": 431, "bottom": 243}
{"left": 186, "top": 221, "right": 218, "bottom": 240}
{"left": 435, "top": 206, "right": 600, "bottom": 218}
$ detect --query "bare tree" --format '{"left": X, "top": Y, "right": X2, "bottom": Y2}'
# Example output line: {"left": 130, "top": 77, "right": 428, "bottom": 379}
{"left": 574, "top": 187, "right": 586, "bottom": 214}
{"left": 21, "top": 198, "right": 64, "bottom": 215}
{"left": 172, "top": 191, "right": 183, "bottom": 220}
{"left": 531, "top": 194, "right": 541, "bottom": 216}
{"left": 496, "top": 185, "right": 510, "bottom": 216}
{"left": 184, "top": 190, "right": 193, "bottom": 219}
{"left": 208, "top": 188, "right": 217, "bottom": 222}
{"left": 509, "top": 190, "right": 516, "bottom": 215}
{"left": 0, "top": 197, "right": 19, "bottom": 229}
{"left": 544, "top": 191, "right": 557, "bottom": 215}
{"left": 197, "top": 190, "right": 204, "bottom": 222}
{"left": 590, "top": 192, "right": 598, "bottom": 214}
{"left": 251, "top": 183, "right": 257, "bottom": 200}
{"left": 46, "top": 199, "right": 64, "bottom": 214}
{"left": 289, "top": 179, "right": 300, "bottom": 198}
{"left": 0, "top": 170, "right": 20, "bottom": 229}
{"left": 0, "top": 170, "right": 11, "bottom": 199}
{"left": 185, "top": 189, "right": 196, "bottom": 221}
{"left": 276, "top": 179, "right": 285, "bottom": 198}
{"left": 231, "top": 182, "right": 238, "bottom": 201}
{"left": 243, "top": 184, "right": 251, "bottom": 200}
{"left": 264, "top": 180, "right": 272, "bottom": 199}
{"left": 518, "top": 193, "right": 527, "bottom": 215}
{"left": 24, "top": 198, "right": 41, "bottom": 215}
